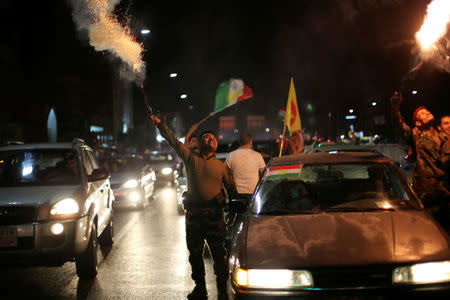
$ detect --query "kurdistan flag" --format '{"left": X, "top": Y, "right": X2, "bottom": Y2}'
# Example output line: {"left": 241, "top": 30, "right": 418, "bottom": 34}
{"left": 284, "top": 77, "right": 302, "bottom": 136}
{"left": 265, "top": 165, "right": 303, "bottom": 179}
{"left": 214, "top": 78, "right": 253, "bottom": 113}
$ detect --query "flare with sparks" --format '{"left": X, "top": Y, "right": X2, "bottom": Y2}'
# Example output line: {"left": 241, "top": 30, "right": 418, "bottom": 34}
{"left": 72, "top": 0, "right": 145, "bottom": 76}
{"left": 70, "top": 0, "right": 152, "bottom": 113}
{"left": 416, "top": 0, "right": 450, "bottom": 51}
{"left": 401, "top": 0, "right": 450, "bottom": 87}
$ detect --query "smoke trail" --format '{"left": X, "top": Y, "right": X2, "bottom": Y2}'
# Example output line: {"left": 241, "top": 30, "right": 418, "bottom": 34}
{"left": 68, "top": 0, "right": 145, "bottom": 80}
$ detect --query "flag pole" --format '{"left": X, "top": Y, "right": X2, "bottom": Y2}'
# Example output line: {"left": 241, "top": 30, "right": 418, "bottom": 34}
{"left": 279, "top": 123, "right": 287, "bottom": 157}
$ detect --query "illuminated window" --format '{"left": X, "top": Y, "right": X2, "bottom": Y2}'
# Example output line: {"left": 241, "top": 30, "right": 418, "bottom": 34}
{"left": 247, "top": 115, "right": 265, "bottom": 129}
{"left": 219, "top": 116, "right": 236, "bottom": 131}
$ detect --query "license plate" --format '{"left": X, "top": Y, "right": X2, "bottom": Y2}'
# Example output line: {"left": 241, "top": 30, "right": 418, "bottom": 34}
{"left": 0, "top": 228, "right": 18, "bottom": 247}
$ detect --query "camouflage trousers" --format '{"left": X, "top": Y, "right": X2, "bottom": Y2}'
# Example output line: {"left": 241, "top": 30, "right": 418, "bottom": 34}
{"left": 185, "top": 209, "right": 228, "bottom": 286}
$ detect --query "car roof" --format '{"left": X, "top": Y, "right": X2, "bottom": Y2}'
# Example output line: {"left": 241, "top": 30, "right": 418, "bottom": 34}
{"left": 109, "top": 154, "right": 143, "bottom": 159}
{"left": 267, "top": 152, "right": 391, "bottom": 167}
{"left": 0, "top": 143, "right": 75, "bottom": 151}
{"left": 0, "top": 139, "right": 88, "bottom": 151}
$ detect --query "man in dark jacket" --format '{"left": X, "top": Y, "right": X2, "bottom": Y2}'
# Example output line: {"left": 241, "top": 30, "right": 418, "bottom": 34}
{"left": 151, "top": 114, "right": 236, "bottom": 299}
{"left": 390, "top": 92, "right": 449, "bottom": 230}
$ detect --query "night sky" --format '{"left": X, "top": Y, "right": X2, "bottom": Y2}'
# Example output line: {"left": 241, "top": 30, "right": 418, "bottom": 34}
{"left": 2, "top": 0, "right": 449, "bottom": 138}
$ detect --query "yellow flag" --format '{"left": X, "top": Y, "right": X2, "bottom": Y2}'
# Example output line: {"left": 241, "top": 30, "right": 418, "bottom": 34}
{"left": 284, "top": 77, "right": 302, "bottom": 136}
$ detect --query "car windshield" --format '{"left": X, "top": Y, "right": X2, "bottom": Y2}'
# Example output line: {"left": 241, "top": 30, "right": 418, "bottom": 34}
{"left": 108, "top": 157, "right": 143, "bottom": 173}
{"left": 147, "top": 153, "right": 173, "bottom": 162}
{"left": 252, "top": 163, "right": 420, "bottom": 215}
{"left": 0, "top": 149, "right": 81, "bottom": 187}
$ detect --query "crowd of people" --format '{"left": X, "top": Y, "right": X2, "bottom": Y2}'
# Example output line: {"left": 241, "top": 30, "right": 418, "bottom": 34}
{"left": 146, "top": 90, "right": 449, "bottom": 299}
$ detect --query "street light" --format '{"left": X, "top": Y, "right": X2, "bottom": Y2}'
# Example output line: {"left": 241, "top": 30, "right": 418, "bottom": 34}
{"left": 371, "top": 101, "right": 377, "bottom": 106}
{"left": 170, "top": 73, "right": 178, "bottom": 78}
{"left": 412, "top": 90, "right": 418, "bottom": 95}
{"left": 180, "top": 94, "right": 187, "bottom": 99}
{"left": 141, "top": 29, "right": 150, "bottom": 35}
{"left": 349, "top": 109, "right": 354, "bottom": 113}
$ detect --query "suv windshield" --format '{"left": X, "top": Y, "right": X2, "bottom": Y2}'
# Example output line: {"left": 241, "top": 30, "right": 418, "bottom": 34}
{"left": 0, "top": 149, "right": 81, "bottom": 187}
{"left": 252, "top": 163, "right": 420, "bottom": 215}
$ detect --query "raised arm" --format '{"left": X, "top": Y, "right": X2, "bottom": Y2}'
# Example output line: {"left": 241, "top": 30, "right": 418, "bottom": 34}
{"left": 390, "top": 92, "right": 413, "bottom": 145}
{"left": 151, "top": 114, "right": 191, "bottom": 161}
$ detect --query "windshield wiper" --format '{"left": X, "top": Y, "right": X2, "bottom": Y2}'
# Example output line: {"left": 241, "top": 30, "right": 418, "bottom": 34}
{"left": 324, "top": 207, "right": 395, "bottom": 212}
{"left": 260, "top": 210, "right": 322, "bottom": 215}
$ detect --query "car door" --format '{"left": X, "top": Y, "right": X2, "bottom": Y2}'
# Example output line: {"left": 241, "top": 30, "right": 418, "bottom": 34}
{"left": 82, "top": 149, "right": 109, "bottom": 234}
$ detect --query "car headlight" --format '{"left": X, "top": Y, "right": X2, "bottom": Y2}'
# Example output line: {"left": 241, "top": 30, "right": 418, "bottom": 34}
{"left": 161, "top": 167, "right": 173, "bottom": 175}
{"left": 50, "top": 198, "right": 79, "bottom": 217}
{"left": 393, "top": 261, "right": 450, "bottom": 284}
{"left": 235, "top": 268, "right": 313, "bottom": 289}
{"left": 123, "top": 179, "right": 138, "bottom": 188}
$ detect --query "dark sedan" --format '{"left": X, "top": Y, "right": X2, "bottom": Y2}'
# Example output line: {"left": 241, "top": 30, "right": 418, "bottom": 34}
{"left": 227, "top": 152, "right": 450, "bottom": 299}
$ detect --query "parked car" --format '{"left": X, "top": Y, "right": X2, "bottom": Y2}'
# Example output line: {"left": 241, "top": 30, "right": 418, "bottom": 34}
{"left": 144, "top": 150, "right": 179, "bottom": 187}
{"left": 108, "top": 154, "right": 156, "bottom": 209}
{"left": 0, "top": 139, "right": 115, "bottom": 279}
{"left": 227, "top": 152, "right": 450, "bottom": 298}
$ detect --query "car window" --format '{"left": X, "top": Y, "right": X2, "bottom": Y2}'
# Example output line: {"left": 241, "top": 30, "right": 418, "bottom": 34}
{"left": 108, "top": 157, "right": 143, "bottom": 173}
{"left": 86, "top": 150, "right": 99, "bottom": 170}
{"left": 0, "top": 149, "right": 81, "bottom": 187}
{"left": 81, "top": 150, "right": 94, "bottom": 176}
{"left": 147, "top": 153, "right": 173, "bottom": 161}
{"left": 252, "top": 163, "right": 420, "bottom": 215}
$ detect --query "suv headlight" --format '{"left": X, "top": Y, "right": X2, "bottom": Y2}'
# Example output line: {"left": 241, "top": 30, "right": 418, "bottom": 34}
{"left": 50, "top": 198, "right": 79, "bottom": 217}
{"left": 235, "top": 268, "right": 313, "bottom": 289}
{"left": 393, "top": 261, "right": 450, "bottom": 284}
{"left": 123, "top": 179, "right": 138, "bottom": 188}
{"left": 161, "top": 167, "right": 173, "bottom": 175}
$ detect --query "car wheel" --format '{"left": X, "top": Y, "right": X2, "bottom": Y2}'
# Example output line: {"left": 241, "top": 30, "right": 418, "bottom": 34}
{"left": 76, "top": 222, "right": 98, "bottom": 279}
{"left": 100, "top": 210, "right": 114, "bottom": 246}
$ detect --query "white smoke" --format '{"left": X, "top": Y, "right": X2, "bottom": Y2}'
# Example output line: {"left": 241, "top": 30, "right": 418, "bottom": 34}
{"left": 68, "top": 0, "right": 145, "bottom": 81}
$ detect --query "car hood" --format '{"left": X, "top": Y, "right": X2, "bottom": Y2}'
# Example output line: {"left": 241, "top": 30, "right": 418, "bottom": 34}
{"left": 110, "top": 172, "right": 139, "bottom": 185}
{"left": 0, "top": 186, "right": 82, "bottom": 207}
{"left": 243, "top": 211, "right": 450, "bottom": 268}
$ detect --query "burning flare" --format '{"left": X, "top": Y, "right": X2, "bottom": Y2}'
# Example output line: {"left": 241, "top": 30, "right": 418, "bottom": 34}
{"left": 71, "top": 0, "right": 145, "bottom": 76}
{"left": 416, "top": 0, "right": 450, "bottom": 50}
{"left": 89, "top": 13, "right": 144, "bottom": 73}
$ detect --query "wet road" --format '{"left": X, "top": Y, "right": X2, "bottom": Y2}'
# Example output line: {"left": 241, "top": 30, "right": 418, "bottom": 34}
{"left": 0, "top": 187, "right": 219, "bottom": 299}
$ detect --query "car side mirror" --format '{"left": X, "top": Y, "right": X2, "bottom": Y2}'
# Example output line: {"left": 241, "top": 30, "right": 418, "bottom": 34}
{"left": 228, "top": 198, "right": 249, "bottom": 214}
{"left": 88, "top": 168, "right": 110, "bottom": 182}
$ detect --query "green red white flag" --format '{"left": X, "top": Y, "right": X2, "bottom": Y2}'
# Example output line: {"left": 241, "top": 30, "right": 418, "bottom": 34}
{"left": 265, "top": 165, "right": 303, "bottom": 179}
{"left": 214, "top": 78, "right": 253, "bottom": 113}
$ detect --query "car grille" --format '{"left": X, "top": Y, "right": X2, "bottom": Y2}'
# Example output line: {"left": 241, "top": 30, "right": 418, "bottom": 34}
{"left": 0, "top": 206, "right": 37, "bottom": 225}
{"left": 311, "top": 266, "right": 392, "bottom": 288}
{"left": 0, "top": 237, "right": 34, "bottom": 251}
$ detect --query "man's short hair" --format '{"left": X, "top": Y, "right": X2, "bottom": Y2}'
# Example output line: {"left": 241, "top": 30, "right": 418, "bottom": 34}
{"left": 239, "top": 133, "right": 252, "bottom": 146}
{"left": 199, "top": 131, "right": 216, "bottom": 139}
{"left": 188, "top": 135, "right": 197, "bottom": 142}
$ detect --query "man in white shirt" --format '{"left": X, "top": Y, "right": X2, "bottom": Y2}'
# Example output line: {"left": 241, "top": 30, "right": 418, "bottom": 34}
{"left": 226, "top": 133, "right": 266, "bottom": 198}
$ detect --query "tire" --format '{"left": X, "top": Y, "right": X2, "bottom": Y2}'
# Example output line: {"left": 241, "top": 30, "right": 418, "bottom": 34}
{"left": 100, "top": 210, "right": 114, "bottom": 246}
{"left": 76, "top": 222, "right": 98, "bottom": 279}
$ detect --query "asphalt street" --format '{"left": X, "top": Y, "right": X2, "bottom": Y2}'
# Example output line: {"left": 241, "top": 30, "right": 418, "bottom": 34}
{"left": 0, "top": 186, "right": 218, "bottom": 299}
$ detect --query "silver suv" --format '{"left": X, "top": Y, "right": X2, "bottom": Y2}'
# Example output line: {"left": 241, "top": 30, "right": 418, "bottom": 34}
{"left": 0, "top": 139, "right": 114, "bottom": 279}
